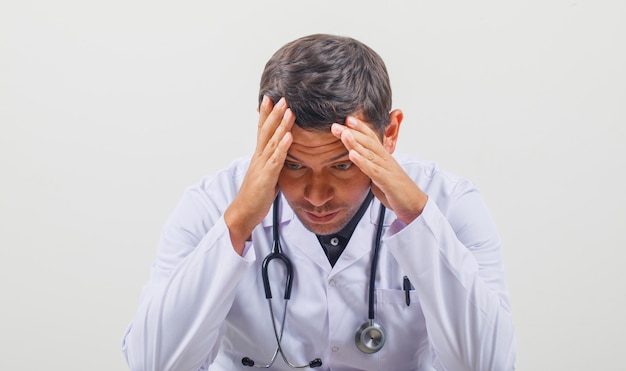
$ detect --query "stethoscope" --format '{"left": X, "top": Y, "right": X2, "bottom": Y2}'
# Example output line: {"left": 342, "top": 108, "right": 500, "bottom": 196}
{"left": 242, "top": 193, "right": 387, "bottom": 368}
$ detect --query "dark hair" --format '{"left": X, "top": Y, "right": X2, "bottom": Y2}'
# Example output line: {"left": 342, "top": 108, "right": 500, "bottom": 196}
{"left": 259, "top": 34, "right": 392, "bottom": 133}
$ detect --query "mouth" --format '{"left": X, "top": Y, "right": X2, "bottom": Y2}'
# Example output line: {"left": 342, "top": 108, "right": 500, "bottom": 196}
{"left": 303, "top": 211, "right": 339, "bottom": 223}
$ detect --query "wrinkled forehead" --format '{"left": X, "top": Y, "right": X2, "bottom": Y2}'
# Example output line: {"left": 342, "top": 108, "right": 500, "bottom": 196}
{"left": 287, "top": 125, "right": 348, "bottom": 161}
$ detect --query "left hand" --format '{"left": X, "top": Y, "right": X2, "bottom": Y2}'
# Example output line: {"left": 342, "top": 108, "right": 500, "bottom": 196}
{"left": 331, "top": 116, "right": 428, "bottom": 224}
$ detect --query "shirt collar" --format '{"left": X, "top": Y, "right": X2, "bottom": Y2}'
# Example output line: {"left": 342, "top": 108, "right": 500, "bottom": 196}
{"left": 317, "top": 190, "right": 374, "bottom": 242}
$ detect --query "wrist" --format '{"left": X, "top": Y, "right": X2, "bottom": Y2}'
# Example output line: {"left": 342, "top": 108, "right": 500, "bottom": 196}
{"left": 397, "top": 191, "right": 428, "bottom": 225}
{"left": 224, "top": 202, "right": 256, "bottom": 255}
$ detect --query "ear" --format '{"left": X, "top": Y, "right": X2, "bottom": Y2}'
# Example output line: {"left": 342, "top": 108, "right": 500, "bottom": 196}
{"left": 383, "top": 109, "right": 403, "bottom": 154}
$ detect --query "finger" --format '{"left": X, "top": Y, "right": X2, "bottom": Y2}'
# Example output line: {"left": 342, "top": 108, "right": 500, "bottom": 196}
{"left": 336, "top": 117, "right": 384, "bottom": 150}
{"left": 345, "top": 116, "right": 379, "bottom": 138}
{"left": 269, "top": 131, "right": 293, "bottom": 169}
{"left": 338, "top": 127, "right": 395, "bottom": 185}
{"left": 333, "top": 123, "right": 383, "bottom": 165}
{"left": 260, "top": 108, "right": 295, "bottom": 160}
{"left": 252, "top": 130, "right": 293, "bottom": 200}
{"left": 347, "top": 147, "right": 380, "bottom": 176}
{"left": 258, "top": 97, "right": 287, "bottom": 140}
{"left": 256, "top": 97, "right": 290, "bottom": 152}
{"left": 330, "top": 123, "right": 361, "bottom": 150}
{"left": 257, "top": 95, "right": 273, "bottom": 129}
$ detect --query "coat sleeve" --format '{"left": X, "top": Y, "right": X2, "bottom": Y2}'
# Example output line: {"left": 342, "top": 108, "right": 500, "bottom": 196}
{"left": 122, "top": 173, "right": 256, "bottom": 371}
{"left": 386, "top": 179, "right": 516, "bottom": 371}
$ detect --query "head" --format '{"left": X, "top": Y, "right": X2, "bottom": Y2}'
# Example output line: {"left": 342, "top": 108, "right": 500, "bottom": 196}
{"left": 260, "top": 34, "right": 401, "bottom": 235}
{"left": 259, "top": 34, "right": 392, "bottom": 134}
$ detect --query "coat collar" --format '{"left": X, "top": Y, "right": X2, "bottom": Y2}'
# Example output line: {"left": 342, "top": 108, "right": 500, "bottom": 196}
{"left": 263, "top": 195, "right": 393, "bottom": 275}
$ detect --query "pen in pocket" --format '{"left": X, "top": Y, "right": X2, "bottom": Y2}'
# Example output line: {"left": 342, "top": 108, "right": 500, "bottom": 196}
{"left": 403, "top": 276, "right": 413, "bottom": 306}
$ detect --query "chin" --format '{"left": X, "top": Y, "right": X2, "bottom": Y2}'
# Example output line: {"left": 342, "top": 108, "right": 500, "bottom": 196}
{"left": 305, "top": 224, "right": 342, "bottom": 236}
{"left": 297, "top": 215, "right": 349, "bottom": 236}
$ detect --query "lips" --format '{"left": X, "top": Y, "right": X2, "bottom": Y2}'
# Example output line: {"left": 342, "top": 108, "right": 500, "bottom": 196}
{"left": 304, "top": 211, "right": 339, "bottom": 223}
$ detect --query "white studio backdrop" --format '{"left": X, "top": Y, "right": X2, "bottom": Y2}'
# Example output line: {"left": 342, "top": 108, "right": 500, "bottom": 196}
{"left": 1, "top": 1, "right": 624, "bottom": 370}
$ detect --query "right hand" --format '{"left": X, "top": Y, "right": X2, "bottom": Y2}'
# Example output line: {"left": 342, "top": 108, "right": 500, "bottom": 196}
{"left": 224, "top": 96, "right": 295, "bottom": 254}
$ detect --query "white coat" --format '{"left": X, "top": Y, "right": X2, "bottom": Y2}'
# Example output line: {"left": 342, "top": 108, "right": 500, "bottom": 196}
{"left": 122, "top": 154, "right": 516, "bottom": 371}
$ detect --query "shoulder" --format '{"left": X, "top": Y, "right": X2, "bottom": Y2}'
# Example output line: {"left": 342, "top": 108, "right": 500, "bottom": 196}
{"left": 173, "top": 157, "right": 251, "bottom": 217}
{"left": 194, "top": 157, "right": 250, "bottom": 196}
{"left": 394, "top": 154, "right": 501, "bottom": 254}
{"left": 394, "top": 153, "right": 474, "bottom": 194}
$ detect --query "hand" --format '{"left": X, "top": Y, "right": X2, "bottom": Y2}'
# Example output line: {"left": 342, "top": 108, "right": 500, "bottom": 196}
{"left": 331, "top": 116, "right": 428, "bottom": 225}
{"left": 224, "top": 96, "right": 295, "bottom": 254}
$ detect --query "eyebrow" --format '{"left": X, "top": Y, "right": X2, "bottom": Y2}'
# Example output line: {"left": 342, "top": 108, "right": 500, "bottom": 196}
{"left": 286, "top": 151, "right": 350, "bottom": 164}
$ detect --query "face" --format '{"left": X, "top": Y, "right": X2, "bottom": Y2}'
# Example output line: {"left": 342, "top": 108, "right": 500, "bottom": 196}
{"left": 278, "top": 125, "right": 372, "bottom": 236}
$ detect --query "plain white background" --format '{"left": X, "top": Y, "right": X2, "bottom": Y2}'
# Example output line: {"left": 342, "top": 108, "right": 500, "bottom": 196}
{"left": 1, "top": 1, "right": 624, "bottom": 370}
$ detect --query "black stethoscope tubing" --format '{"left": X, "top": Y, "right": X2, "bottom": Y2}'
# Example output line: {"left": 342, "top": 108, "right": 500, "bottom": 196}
{"left": 369, "top": 200, "right": 385, "bottom": 320}
{"left": 261, "top": 195, "right": 294, "bottom": 301}
{"left": 354, "top": 200, "right": 387, "bottom": 354}
{"left": 243, "top": 193, "right": 386, "bottom": 368}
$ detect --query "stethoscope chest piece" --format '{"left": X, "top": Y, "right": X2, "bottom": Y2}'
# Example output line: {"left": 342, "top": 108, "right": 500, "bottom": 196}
{"left": 354, "top": 201, "right": 387, "bottom": 355}
{"left": 355, "top": 319, "right": 386, "bottom": 354}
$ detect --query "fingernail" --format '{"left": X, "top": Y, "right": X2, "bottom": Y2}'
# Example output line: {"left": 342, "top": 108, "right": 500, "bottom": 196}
{"left": 331, "top": 123, "right": 344, "bottom": 133}
{"left": 281, "top": 132, "right": 292, "bottom": 144}
{"left": 346, "top": 117, "right": 357, "bottom": 127}
{"left": 276, "top": 97, "right": 286, "bottom": 108}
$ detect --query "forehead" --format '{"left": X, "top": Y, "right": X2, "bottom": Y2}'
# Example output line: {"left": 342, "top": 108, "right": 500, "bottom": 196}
{"left": 288, "top": 125, "right": 347, "bottom": 159}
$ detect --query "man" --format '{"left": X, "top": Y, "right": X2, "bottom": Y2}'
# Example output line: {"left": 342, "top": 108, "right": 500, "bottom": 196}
{"left": 122, "top": 34, "right": 516, "bottom": 370}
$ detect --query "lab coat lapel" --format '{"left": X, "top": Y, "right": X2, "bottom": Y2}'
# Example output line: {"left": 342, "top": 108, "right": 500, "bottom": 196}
{"left": 265, "top": 195, "right": 331, "bottom": 273}
{"left": 332, "top": 202, "right": 391, "bottom": 274}
{"left": 260, "top": 194, "right": 294, "bottom": 228}
{"left": 282, "top": 217, "right": 332, "bottom": 273}
{"left": 262, "top": 197, "right": 392, "bottom": 275}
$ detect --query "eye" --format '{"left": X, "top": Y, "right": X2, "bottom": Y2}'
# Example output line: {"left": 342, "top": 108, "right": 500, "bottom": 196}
{"left": 284, "top": 162, "right": 303, "bottom": 170}
{"left": 334, "top": 162, "right": 353, "bottom": 170}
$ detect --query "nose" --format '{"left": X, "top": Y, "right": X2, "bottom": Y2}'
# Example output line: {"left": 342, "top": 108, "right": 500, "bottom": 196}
{"left": 303, "top": 173, "right": 333, "bottom": 207}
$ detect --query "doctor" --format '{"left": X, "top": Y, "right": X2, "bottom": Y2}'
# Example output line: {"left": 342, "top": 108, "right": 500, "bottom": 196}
{"left": 122, "top": 34, "right": 516, "bottom": 370}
